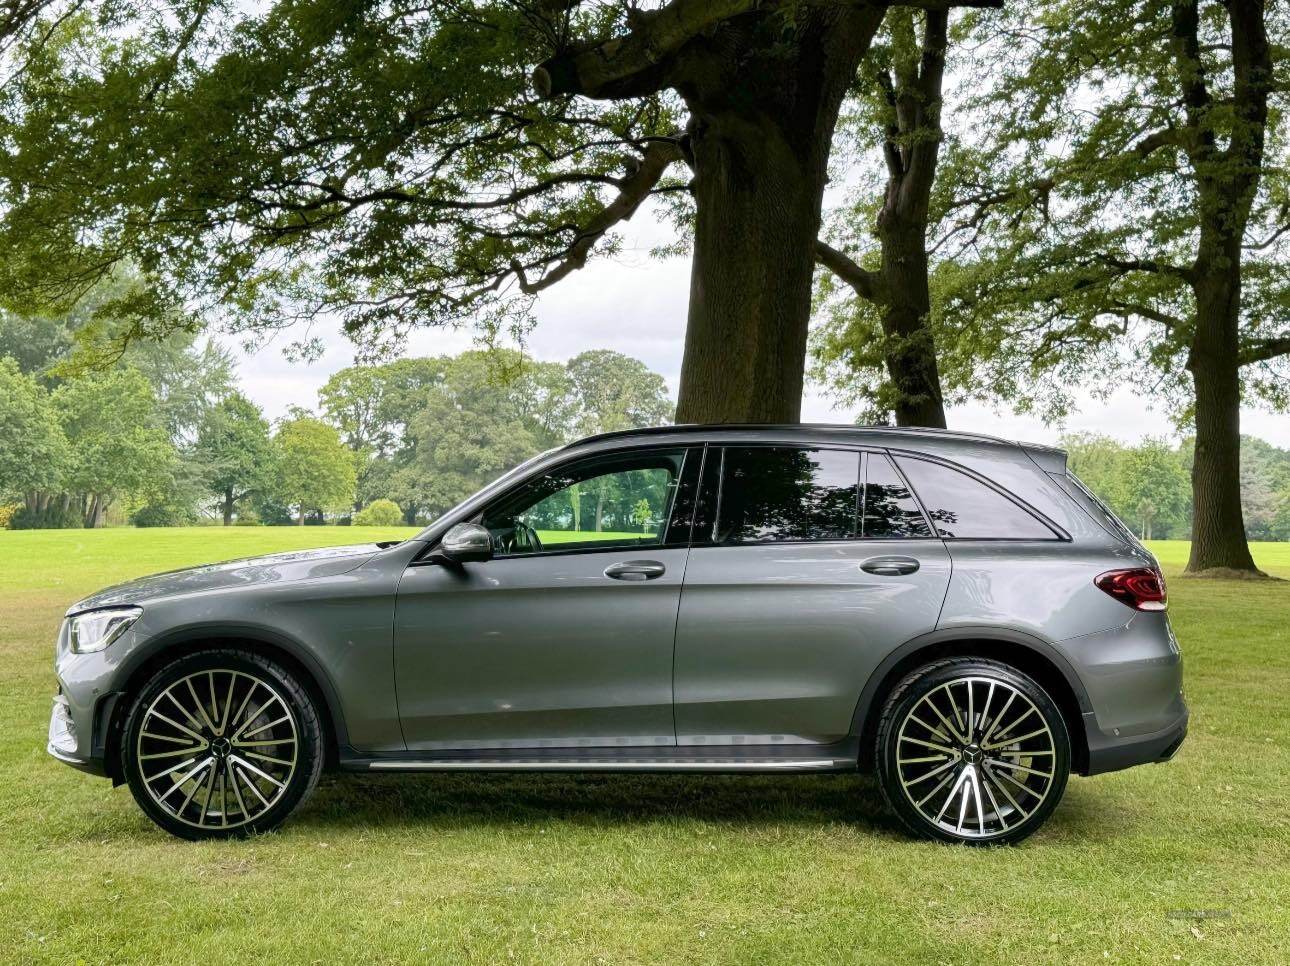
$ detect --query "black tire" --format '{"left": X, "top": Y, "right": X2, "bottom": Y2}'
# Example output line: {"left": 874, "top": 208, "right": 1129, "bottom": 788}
{"left": 875, "top": 657, "right": 1070, "bottom": 846}
{"left": 120, "top": 648, "right": 324, "bottom": 840}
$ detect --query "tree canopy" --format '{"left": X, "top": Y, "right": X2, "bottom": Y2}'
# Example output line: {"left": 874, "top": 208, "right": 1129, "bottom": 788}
{"left": 274, "top": 416, "right": 358, "bottom": 524}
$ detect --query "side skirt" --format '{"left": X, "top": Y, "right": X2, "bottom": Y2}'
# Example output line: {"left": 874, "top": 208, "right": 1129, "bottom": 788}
{"left": 339, "top": 741, "right": 860, "bottom": 775}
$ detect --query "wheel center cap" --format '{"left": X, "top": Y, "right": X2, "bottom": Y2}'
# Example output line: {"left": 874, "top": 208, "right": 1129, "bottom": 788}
{"left": 962, "top": 743, "right": 983, "bottom": 764}
{"left": 210, "top": 736, "right": 232, "bottom": 758}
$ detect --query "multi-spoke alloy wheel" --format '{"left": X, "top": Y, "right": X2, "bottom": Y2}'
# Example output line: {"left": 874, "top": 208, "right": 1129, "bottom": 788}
{"left": 876, "top": 658, "right": 1070, "bottom": 845}
{"left": 122, "top": 650, "right": 323, "bottom": 840}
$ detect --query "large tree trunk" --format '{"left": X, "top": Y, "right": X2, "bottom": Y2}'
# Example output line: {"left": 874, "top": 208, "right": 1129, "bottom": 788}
{"left": 223, "top": 487, "right": 234, "bottom": 526}
{"left": 1185, "top": 262, "right": 1260, "bottom": 575}
{"left": 879, "top": 223, "right": 947, "bottom": 427}
{"left": 1173, "top": 0, "right": 1269, "bottom": 577}
{"left": 674, "top": 9, "right": 884, "bottom": 423}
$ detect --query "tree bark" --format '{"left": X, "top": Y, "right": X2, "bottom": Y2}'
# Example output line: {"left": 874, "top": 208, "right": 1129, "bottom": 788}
{"left": 223, "top": 487, "right": 234, "bottom": 526}
{"left": 878, "top": 221, "right": 947, "bottom": 427}
{"left": 1172, "top": 0, "right": 1269, "bottom": 575}
{"left": 811, "top": 9, "right": 948, "bottom": 428}
{"left": 1185, "top": 259, "right": 1260, "bottom": 574}
{"left": 674, "top": 8, "right": 885, "bottom": 423}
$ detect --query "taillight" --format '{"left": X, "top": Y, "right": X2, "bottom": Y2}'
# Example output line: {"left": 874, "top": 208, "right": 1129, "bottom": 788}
{"left": 1095, "top": 568, "right": 1167, "bottom": 611}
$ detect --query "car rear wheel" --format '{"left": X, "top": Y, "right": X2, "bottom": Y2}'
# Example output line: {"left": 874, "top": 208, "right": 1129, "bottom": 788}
{"left": 120, "top": 648, "right": 324, "bottom": 840}
{"left": 875, "top": 657, "right": 1070, "bottom": 845}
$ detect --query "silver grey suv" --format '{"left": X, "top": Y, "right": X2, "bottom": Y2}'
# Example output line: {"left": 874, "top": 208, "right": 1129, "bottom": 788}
{"left": 48, "top": 425, "right": 1187, "bottom": 844}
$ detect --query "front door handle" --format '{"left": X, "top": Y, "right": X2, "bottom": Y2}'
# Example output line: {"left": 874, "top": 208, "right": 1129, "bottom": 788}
{"left": 604, "top": 560, "right": 666, "bottom": 582}
{"left": 861, "top": 555, "right": 920, "bottom": 577}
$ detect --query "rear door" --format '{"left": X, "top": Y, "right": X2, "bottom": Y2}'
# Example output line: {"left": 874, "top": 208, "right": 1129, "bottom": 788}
{"left": 673, "top": 447, "right": 951, "bottom": 746}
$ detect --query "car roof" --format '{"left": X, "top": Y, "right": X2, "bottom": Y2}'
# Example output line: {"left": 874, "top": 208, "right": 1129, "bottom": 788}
{"left": 559, "top": 423, "right": 1068, "bottom": 474}
{"left": 565, "top": 422, "right": 1048, "bottom": 451}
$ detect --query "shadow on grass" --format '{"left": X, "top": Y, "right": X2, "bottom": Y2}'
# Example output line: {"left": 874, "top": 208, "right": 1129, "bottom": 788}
{"left": 288, "top": 770, "right": 1127, "bottom": 844}
{"left": 53, "top": 768, "right": 1134, "bottom": 846}
{"left": 301, "top": 772, "right": 888, "bottom": 829}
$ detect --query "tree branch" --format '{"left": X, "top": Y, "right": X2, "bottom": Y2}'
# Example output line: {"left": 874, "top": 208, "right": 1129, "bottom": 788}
{"left": 533, "top": 0, "right": 752, "bottom": 100}
{"left": 1131, "top": 126, "right": 1188, "bottom": 159}
{"left": 1168, "top": 0, "right": 1218, "bottom": 162}
{"left": 1239, "top": 334, "right": 1290, "bottom": 366}
{"left": 814, "top": 241, "right": 890, "bottom": 304}
{"left": 1108, "top": 301, "right": 1186, "bottom": 330}
{"left": 511, "top": 139, "right": 683, "bottom": 294}
{"left": 533, "top": 0, "right": 1002, "bottom": 100}
{"left": 1096, "top": 253, "right": 1195, "bottom": 283}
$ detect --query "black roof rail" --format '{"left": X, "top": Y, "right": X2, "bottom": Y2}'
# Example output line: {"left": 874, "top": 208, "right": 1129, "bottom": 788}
{"left": 563, "top": 422, "right": 1024, "bottom": 449}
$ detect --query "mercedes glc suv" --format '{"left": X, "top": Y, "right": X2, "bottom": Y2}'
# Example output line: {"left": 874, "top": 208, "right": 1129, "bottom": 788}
{"left": 48, "top": 425, "right": 1186, "bottom": 844}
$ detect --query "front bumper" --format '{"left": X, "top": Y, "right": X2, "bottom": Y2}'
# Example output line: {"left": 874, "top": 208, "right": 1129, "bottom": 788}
{"left": 1084, "top": 704, "right": 1188, "bottom": 776}
{"left": 47, "top": 693, "right": 110, "bottom": 776}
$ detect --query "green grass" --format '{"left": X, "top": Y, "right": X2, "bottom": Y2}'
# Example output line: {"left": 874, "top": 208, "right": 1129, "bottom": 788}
{"left": 1, "top": 529, "right": 1287, "bottom": 964}
{"left": 537, "top": 529, "right": 656, "bottom": 545}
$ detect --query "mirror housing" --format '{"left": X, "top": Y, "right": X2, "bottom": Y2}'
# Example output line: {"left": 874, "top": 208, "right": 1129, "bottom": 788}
{"left": 438, "top": 522, "right": 493, "bottom": 564}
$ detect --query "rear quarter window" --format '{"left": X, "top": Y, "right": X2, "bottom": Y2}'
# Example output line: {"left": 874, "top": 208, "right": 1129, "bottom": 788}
{"left": 895, "top": 456, "right": 1059, "bottom": 540}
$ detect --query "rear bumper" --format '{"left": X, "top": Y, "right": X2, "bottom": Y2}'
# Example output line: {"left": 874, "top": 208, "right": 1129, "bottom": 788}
{"left": 1083, "top": 705, "right": 1188, "bottom": 776}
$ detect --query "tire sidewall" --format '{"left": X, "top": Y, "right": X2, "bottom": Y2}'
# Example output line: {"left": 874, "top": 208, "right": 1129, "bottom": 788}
{"left": 121, "top": 648, "right": 323, "bottom": 840}
{"left": 876, "top": 658, "right": 1071, "bottom": 846}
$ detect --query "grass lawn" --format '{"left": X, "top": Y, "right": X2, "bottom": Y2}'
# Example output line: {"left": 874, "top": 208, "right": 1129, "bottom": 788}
{"left": 1, "top": 529, "right": 1287, "bottom": 964}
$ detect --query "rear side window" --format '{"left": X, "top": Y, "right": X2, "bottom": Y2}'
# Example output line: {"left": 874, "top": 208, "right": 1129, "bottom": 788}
{"left": 862, "top": 454, "right": 932, "bottom": 538}
{"left": 716, "top": 447, "right": 859, "bottom": 544}
{"left": 895, "top": 456, "right": 1057, "bottom": 540}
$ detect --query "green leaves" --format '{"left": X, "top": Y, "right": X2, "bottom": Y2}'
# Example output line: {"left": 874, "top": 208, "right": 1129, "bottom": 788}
{"left": 0, "top": 1, "right": 679, "bottom": 355}
{"left": 274, "top": 415, "right": 357, "bottom": 519}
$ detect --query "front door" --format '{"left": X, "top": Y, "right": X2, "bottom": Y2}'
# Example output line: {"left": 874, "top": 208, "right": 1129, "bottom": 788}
{"left": 393, "top": 446, "right": 698, "bottom": 751}
{"left": 674, "top": 447, "right": 952, "bottom": 746}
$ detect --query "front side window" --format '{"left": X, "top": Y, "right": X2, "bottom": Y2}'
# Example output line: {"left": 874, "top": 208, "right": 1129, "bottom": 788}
{"left": 482, "top": 449, "right": 686, "bottom": 555}
{"left": 895, "top": 456, "right": 1058, "bottom": 540}
{"left": 715, "top": 447, "right": 859, "bottom": 544}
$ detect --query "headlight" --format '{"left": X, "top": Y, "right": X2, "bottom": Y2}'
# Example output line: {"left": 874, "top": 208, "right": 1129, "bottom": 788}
{"left": 69, "top": 607, "right": 142, "bottom": 654}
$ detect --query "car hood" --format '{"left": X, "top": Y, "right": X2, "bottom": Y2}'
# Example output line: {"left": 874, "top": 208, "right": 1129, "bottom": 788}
{"left": 66, "top": 543, "right": 392, "bottom": 615}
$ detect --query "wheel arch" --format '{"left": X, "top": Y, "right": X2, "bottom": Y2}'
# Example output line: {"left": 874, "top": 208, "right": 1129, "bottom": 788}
{"left": 104, "top": 627, "right": 348, "bottom": 782}
{"left": 852, "top": 627, "right": 1091, "bottom": 775}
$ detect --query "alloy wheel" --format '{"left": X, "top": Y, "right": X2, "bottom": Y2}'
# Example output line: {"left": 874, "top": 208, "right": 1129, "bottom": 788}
{"left": 134, "top": 669, "right": 299, "bottom": 831}
{"left": 894, "top": 675, "right": 1058, "bottom": 840}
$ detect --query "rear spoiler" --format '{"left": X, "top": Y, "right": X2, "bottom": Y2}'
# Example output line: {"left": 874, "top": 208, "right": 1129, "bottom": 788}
{"left": 1019, "top": 442, "right": 1067, "bottom": 475}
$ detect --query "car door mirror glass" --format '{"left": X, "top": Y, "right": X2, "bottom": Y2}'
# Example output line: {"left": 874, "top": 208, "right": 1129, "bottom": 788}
{"left": 440, "top": 523, "right": 494, "bottom": 563}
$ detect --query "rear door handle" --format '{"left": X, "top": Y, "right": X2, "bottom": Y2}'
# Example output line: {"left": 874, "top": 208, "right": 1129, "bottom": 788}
{"left": 604, "top": 560, "right": 666, "bottom": 581}
{"left": 861, "top": 556, "right": 920, "bottom": 576}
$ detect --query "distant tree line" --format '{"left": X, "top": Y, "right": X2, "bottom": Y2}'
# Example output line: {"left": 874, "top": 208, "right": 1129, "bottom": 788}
{"left": 0, "top": 309, "right": 671, "bottom": 528}
{"left": 1064, "top": 433, "right": 1290, "bottom": 542}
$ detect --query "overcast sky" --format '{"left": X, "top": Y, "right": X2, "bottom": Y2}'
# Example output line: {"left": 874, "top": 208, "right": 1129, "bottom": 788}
{"left": 230, "top": 202, "right": 1290, "bottom": 449}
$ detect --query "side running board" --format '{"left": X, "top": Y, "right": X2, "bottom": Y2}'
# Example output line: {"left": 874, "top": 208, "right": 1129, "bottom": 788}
{"left": 365, "top": 758, "right": 852, "bottom": 773}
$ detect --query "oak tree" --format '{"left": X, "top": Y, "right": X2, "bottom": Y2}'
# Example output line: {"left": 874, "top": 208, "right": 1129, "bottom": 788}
{"left": 0, "top": 0, "right": 998, "bottom": 429}
{"left": 924, "top": 0, "right": 1288, "bottom": 574}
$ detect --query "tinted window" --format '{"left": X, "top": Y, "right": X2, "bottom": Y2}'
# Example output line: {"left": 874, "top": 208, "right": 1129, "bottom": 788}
{"left": 483, "top": 449, "right": 686, "bottom": 554}
{"left": 716, "top": 447, "right": 859, "bottom": 544}
{"left": 895, "top": 456, "right": 1056, "bottom": 539}
{"left": 863, "top": 454, "right": 932, "bottom": 538}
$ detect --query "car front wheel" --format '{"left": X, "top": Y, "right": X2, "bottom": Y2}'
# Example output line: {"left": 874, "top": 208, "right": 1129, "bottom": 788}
{"left": 875, "top": 657, "right": 1070, "bottom": 845}
{"left": 120, "top": 648, "right": 324, "bottom": 840}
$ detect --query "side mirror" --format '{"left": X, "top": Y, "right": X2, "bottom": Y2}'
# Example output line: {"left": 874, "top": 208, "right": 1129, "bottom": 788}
{"left": 438, "top": 523, "right": 494, "bottom": 564}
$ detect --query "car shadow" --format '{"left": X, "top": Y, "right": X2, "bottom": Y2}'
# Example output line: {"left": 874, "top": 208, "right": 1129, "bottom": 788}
{"left": 63, "top": 769, "right": 1128, "bottom": 845}
{"left": 298, "top": 771, "right": 906, "bottom": 836}
{"left": 294, "top": 771, "right": 1126, "bottom": 844}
